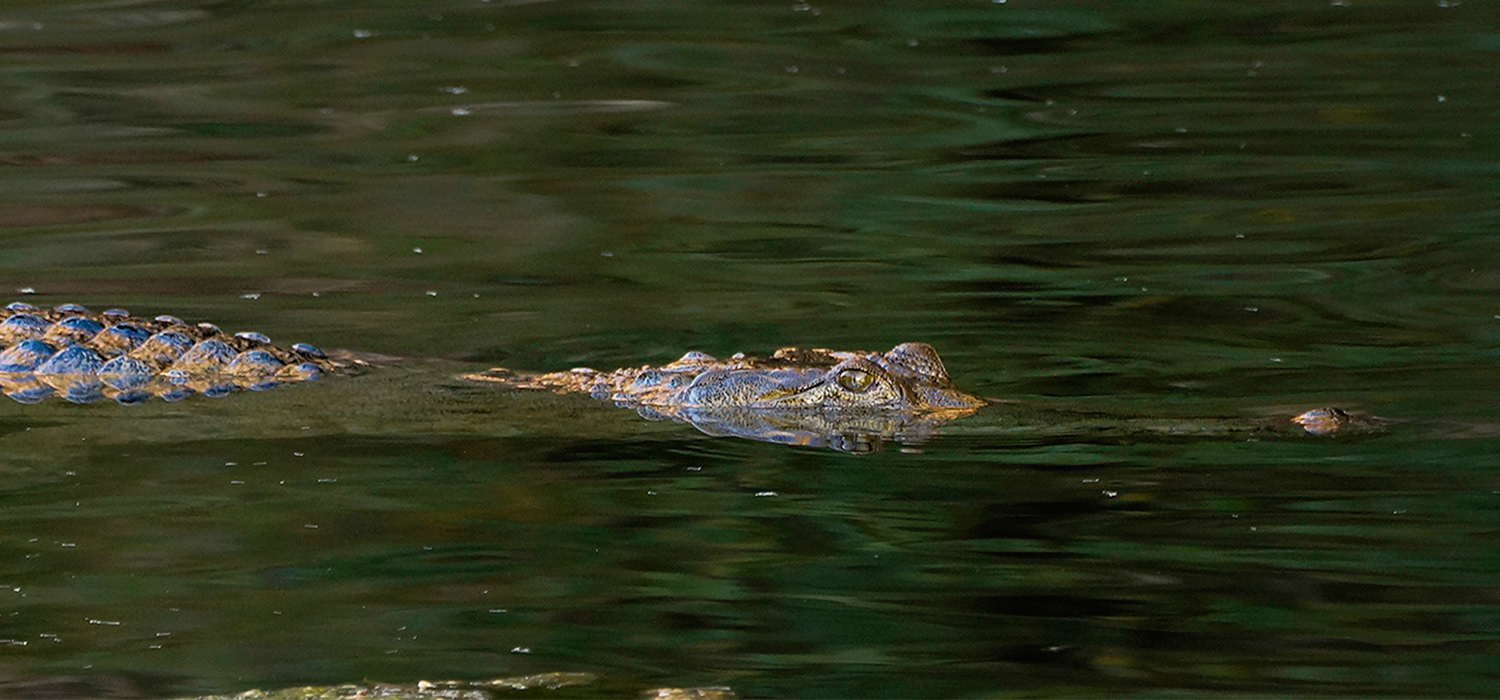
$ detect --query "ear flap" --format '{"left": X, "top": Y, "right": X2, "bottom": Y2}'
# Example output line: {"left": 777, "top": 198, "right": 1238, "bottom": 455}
{"left": 881, "top": 342, "right": 951, "bottom": 384}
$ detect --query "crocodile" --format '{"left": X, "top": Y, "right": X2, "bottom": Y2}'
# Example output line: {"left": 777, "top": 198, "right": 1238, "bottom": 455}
{"left": 0, "top": 302, "right": 1362, "bottom": 451}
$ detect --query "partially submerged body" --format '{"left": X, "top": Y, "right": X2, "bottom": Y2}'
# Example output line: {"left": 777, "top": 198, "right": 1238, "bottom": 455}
{"left": 0, "top": 302, "right": 1374, "bottom": 452}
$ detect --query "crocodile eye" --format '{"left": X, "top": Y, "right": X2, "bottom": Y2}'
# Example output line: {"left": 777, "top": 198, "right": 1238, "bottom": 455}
{"left": 836, "top": 368, "right": 875, "bottom": 392}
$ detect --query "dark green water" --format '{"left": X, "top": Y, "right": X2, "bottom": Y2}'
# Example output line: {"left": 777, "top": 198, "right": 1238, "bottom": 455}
{"left": 1, "top": 0, "right": 1499, "bottom": 696}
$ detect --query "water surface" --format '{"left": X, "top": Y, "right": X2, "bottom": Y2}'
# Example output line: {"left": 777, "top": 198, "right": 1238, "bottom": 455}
{"left": 1, "top": 0, "right": 1499, "bottom": 696}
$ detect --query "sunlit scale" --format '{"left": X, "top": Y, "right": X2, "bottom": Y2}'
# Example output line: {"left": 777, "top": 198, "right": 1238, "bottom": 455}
{"left": 134, "top": 331, "right": 195, "bottom": 365}
{"left": 89, "top": 323, "right": 152, "bottom": 356}
{"left": 0, "top": 314, "right": 50, "bottom": 344}
{"left": 43, "top": 316, "right": 105, "bottom": 344}
{"left": 0, "top": 303, "right": 339, "bottom": 404}
{"left": 235, "top": 331, "right": 273, "bottom": 344}
{"left": 0, "top": 339, "right": 57, "bottom": 372}
{"left": 165, "top": 340, "right": 240, "bottom": 378}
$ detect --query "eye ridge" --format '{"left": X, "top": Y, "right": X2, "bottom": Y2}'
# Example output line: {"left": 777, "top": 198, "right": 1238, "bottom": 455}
{"left": 836, "top": 368, "right": 875, "bottom": 392}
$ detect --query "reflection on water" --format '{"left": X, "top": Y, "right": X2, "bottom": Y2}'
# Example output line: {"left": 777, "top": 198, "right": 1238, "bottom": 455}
{"left": 0, "top": 0, "right": 1498, "bottom": 696}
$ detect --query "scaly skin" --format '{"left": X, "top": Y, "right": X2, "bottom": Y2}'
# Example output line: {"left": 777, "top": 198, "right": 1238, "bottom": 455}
{"left": 0, "top": 302, "right": 340, "bottom": 404}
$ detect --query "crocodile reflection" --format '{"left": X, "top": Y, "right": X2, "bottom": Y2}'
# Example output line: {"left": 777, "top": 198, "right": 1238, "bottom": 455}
{"left": 462, "top": 343, "right": 987, "bottom": 453}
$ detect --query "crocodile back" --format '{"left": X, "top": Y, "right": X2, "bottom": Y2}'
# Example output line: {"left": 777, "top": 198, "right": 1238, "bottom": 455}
{"left": 0, "top": 302, "right": 338, "bottom": 405}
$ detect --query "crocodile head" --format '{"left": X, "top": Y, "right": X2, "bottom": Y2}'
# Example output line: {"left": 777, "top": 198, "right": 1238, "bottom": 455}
{"left": 469, "top": 342, "right": 986, "bottom": 452}
{"left": 669, "top": 343, "right": 986, "bottom": 411}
